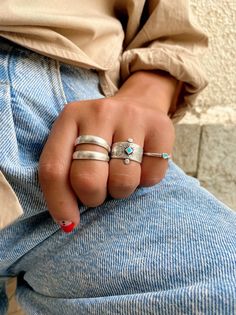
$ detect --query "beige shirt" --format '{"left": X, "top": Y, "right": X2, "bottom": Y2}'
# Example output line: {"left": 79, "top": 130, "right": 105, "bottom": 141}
{"left": 0, "top": 0, "right": 208, "bottom": 228}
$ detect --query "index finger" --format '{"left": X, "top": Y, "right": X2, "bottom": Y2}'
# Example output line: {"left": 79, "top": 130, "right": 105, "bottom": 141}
{"left": 39, "top": 104, "right": 80, "bottom": 232}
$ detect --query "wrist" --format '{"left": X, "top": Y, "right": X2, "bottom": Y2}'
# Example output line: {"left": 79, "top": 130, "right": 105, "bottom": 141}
{"left": 115, "top": 70, "right": 180, "bottom": 115}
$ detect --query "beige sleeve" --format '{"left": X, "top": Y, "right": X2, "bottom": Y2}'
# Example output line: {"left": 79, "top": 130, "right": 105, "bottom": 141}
{"left": 0, "top": 172, "right": 23, "bottom": 230}
{"left": 120, "top": 0, "right": 209, "bottom": 122}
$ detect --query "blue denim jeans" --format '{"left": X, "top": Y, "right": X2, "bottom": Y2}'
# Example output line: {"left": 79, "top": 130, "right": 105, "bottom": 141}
{"left": 0, "top": 38, "right": 235, "bottom": 315}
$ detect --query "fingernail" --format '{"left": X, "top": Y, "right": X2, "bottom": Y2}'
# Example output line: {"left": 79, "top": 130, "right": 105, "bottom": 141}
{"left": 58, "top": 220, "right": 75, "bottom": 233}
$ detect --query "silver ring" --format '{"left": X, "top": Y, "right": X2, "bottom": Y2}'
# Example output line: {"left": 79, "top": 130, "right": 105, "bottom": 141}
{"left": 143, "top": 152, "right": 171, "bottom": 160}
{"left": 74, "top": 135, "right": 111, "bottom": 153}
{"left": 73, "top": 150, "right": 110, "bottom": 162}
{"left": 111, "top": 138, "right": 143, "bottom": 165}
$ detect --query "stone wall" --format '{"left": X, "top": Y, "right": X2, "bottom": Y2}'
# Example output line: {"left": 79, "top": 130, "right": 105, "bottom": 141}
{"left": 173, "top": 124, "right": 236, "bottom": 210}
{"left": 173, "top": 0, "right": 236, "bottom": 210}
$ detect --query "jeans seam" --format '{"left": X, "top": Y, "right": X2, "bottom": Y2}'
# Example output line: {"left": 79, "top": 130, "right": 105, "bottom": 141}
{"left": 0, "top": 43, "right": 13, "bottom": 115}
{"left": 7, "top": 47, "right": 16, "bottom": 116}
{"left": 54, "top": 60, "right": 68, "bottom": 105}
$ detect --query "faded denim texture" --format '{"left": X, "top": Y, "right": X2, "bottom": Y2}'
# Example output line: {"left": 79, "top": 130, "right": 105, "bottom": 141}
{"left": 0, "top": 39, "right": 236, "bottom": 315}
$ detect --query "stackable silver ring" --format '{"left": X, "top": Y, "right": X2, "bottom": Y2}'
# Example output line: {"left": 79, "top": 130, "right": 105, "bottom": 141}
{"left": 111, "top": 138, "right": 143, "bottom": 165}
{"left": 73, "top": 150, "right": 110, "bottom": 162}
{"left": 143, "top": 152, "right": 171, "bottom": 160}
{"left": 74, "top": 135, "right": 111, "bottom": 153}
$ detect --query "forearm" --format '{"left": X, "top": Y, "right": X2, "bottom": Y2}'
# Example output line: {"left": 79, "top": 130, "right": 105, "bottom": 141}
{"left": 115, "top": 70, "right": 183, "bottom": 115}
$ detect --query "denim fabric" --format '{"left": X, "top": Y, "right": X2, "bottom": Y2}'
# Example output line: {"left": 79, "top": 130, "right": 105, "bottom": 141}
{"left": 0, "top": 39, "right": 236, "bottom": 315}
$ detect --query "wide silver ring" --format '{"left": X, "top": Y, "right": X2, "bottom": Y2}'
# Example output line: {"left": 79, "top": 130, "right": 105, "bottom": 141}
{"left": 143, "top": 152, "right": 171, "bottom": 160}
{"left": 73, "top": 150, "right": 110, "bottom": 162}
{"left": 111, "top": 138, "right": 143, "bottom": 165}
{"left": 74, "top": 135, "right": 111, "bottom": 153}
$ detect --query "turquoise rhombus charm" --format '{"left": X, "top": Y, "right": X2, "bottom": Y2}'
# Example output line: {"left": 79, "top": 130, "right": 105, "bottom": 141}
{"left": 162, "top": 153, "right": 170, "bottom": 159}
{"left": 125, "top": 146, "right": 134, "bottom": 155}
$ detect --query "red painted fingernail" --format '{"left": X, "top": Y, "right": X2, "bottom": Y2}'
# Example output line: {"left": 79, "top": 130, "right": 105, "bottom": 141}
{"left": 58, "top": 220, "right": 75, "bottom": 233}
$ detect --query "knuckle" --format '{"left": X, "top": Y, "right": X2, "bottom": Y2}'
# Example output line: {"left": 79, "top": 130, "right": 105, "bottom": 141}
{"left": 83, "top": 198, "right": 105, "bottom": 208}
{"left": 109, "top": 175, "right": 139, "bottom": 192}
{"left": 91, "top": 99, "right": 116, "bottom": 121}
{"left": 60, "top": 102, "right": 76, "bottom": 118}
{"left": 70, "top": 173, "right": 102, "bottom": 195}
{"left": 151, "top": 113, "right": 174, "bottom": 134}
{"left": 39, "top": 162, "right": 66, "bottom": 182}
{"left": 140, "top": 175, "right": 165, "bottom": 187}
{"left": 63, "top": 101, "right": 78, "bottom": 113}
{"left": 121, "top": 103, "right": 143, "bottom": 120}
{"left": 96, "top": 99, "right": 144, "bottom": 125}
{"left": 94, "top": 98, "right": 110, "bottom": 110}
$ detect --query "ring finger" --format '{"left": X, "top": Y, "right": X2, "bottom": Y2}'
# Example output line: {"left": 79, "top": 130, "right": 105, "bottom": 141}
{"left": 140, "top": 120, "right": 175, "bottom": 187}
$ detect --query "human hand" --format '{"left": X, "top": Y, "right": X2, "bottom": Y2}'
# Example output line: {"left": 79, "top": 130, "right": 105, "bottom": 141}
{"left": 39, "top": 71, "right": 178, "bottom": 232}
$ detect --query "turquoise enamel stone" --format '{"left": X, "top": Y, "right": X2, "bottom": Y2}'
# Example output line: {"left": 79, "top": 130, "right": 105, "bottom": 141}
{"left": 125, "top": 146, "right": 134, "bottom": 155}
{"left": 162, "top": 153, "right": 169, "bottom": 159}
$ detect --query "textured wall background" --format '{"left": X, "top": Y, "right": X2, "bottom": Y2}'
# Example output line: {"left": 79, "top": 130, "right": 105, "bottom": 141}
{"left": 173, "top": 0, "right": 236, "bottom": 210}
{"left": 183, "top": 0, "right": 236, "bottom": 124}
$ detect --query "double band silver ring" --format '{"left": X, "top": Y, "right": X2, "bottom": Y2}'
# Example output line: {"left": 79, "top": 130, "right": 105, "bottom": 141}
{"left": 73, "top": 135, "right": 110, "bottom": 162}
{"left": 74, "top": 135, "right": 111, "bottom": 153}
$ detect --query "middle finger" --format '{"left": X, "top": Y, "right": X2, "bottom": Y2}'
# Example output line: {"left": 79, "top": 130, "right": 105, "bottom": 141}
{"left": 108, "top": 128, "right": 144, "bottom": 199}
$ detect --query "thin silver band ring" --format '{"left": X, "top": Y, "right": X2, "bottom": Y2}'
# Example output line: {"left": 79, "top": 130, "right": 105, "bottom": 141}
{"left": 74, "top": 135, "right": 111, "bottom": 153}
{"left": 143, "top": 152, "right": 171, "bottom": 159}
{"left": 73, "top": 150, "right": 110, "bottom": 162}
